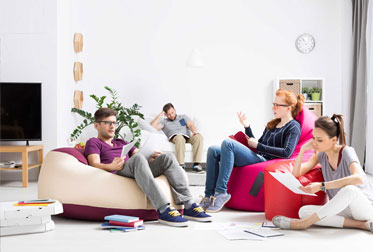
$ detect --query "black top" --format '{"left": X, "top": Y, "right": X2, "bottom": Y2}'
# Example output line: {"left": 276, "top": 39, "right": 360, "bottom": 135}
{"left": 245, "top": 119, "right": 301, "bottom": 160}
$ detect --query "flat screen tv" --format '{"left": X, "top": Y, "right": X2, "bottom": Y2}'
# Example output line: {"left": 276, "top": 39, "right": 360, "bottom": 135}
{"left": 0, "top": 82, "right": 42, "bottom": 145}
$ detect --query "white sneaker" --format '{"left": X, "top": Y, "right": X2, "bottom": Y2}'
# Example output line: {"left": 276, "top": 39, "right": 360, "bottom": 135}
{"left": 272, "top": 216, "right": 294, "bottom": 229}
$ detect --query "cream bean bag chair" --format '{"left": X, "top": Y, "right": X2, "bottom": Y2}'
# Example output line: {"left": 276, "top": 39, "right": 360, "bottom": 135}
{"left": 38, "top": 148, "right": 184, "bottom": 221}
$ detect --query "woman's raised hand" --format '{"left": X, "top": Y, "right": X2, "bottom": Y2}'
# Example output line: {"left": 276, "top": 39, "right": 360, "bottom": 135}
{"left": 237, "top": 112, "right": 249, "bottom": 128}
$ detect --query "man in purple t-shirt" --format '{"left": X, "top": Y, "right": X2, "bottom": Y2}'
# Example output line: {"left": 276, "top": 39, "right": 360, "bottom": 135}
{"left": 84, "top": 108, "right": 211, "bottom": 227}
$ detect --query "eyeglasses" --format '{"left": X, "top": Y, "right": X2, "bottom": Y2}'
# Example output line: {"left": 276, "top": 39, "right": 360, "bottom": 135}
{"left": 272, "top": 103, "right": 290, "bottom": 109}
{"left": 97, "top": 120, "right": 119, "bottom": 126}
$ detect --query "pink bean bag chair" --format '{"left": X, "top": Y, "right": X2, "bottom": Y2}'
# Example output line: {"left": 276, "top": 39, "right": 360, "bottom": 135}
{"left": 225, "top": 107, "right": 317, "bottom": 211}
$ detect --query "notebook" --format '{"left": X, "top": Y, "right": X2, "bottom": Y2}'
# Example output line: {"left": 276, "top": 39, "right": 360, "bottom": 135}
{"left": 104, "top": 215, "right": 139, "bottom": 223}
{"left": 244, "top": 228, "right": 284, "bottom": 238}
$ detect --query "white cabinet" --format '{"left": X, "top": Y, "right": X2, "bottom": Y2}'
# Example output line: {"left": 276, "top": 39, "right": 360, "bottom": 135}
{"left": 273, "top": 78, "right": 324, "bottom": 117}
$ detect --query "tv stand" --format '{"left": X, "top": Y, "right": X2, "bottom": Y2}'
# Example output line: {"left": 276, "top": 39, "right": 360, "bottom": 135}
{"left": 0, "top": 145, "right": 43, "bottom": 188}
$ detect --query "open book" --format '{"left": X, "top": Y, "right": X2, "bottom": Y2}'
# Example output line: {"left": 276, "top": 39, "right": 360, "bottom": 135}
{"left": 168, "top": 133, "right": 190, "bottom": 141}
{"left": 229, "top": 131, "right": 257, "bottom": 152}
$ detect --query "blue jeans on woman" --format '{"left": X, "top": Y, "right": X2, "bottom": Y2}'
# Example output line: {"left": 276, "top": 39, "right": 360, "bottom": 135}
{"left": 204, "top": 138, "right": 267, "bottom": 197}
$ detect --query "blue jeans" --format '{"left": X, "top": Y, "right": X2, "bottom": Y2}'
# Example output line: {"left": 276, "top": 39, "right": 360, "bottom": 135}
{"left": 204, "top": 138, "right": 267, "bottom": 197}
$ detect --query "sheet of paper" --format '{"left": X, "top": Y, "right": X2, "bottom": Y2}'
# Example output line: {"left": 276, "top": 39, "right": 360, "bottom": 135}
{"left": 138, "top": 134, "right": 159, "bottom": 160}
{"left": 222, "top": 222, "right": 262, "bottom": 229}
{"left": 121, "top": 140, "right": 138, "bottom": 158}
{"left": 194, "top": 222, "right": 261, "bottom": 231}
{"left": 194, "top": 223, "right": 226, "bottom": 231}
{"left": 218, "top": 229, "right": 265, "bottom": 241}
{"left": 269, "top": 172, "right": 317, "bottom": 196}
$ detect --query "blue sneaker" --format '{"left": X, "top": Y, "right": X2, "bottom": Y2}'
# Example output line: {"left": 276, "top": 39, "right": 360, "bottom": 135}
{"left": 183, "top": 203, "right": 212, "bottom": 222}
{"left": 206, "top": 193, "right": 231, "bottom": 213}
{"left": 158, "top": 207, "right": 189, "bottom": 227}
{"left": 199, "top": 196, "right": 213, "bottom": 210}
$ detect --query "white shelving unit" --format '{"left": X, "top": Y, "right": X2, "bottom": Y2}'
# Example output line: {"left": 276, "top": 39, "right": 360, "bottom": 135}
{"left": 273, "top": 78, "right": 325, "bottom": 117}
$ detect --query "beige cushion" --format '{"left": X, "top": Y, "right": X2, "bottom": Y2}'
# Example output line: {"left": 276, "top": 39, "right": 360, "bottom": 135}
{"left": 38, "top": 151, "right": 183, "bottom": 210}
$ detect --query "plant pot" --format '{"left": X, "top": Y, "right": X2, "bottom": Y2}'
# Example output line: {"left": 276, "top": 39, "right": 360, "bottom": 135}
{"left": 311, "top": 93, "right": 321, "bottom": 101}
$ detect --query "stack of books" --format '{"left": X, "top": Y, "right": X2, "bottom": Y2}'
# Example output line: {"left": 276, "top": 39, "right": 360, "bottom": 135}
{"left": 0, "top": 199, "right": 63, "bottom": 236}
{"left": 101, "top": 215, "right": 145, "bottom": 232}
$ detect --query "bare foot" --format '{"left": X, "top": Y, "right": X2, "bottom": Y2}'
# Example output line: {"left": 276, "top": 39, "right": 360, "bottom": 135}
{"left": 290, "top": 219, "right": 307, "bottom": 230}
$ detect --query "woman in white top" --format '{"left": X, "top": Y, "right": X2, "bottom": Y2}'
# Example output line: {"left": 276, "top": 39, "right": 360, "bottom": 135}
{"left": 273, "top": 114, "right": 373, "bottom": 232}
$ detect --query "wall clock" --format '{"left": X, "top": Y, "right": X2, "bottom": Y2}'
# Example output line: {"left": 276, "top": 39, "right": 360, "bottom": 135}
{"left": 295, "top": 33, "right": 315, "bottom": 54}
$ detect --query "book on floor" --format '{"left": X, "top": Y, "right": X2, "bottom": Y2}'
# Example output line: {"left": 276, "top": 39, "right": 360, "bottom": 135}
{"left": 13, "top": 199, "right": 57, "bottom": 207}
{"left": 108, "top": 219, "right": 143, "bottom": 227}
{"left": 104, "top": 215, "right": 139, "bottom": 223}
{"left": 101, "top": 222, "right": 145, "bottom": 229}
{"left": 101, "top": 222, "right": 145, "bottom": 230}
{"left": 109, "top": 226, "right": 145, "bottom": 232}
{"left": 22, "top": 199, "right": 56, "bottom": 204}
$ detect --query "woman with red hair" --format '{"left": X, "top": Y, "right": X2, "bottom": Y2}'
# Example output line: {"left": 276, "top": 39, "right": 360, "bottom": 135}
{"left": 201, "top": 89, "right": 305, "bottom": 212}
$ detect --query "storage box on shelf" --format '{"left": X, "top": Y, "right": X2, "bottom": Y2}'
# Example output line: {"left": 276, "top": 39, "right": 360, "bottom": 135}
{"left": 274, "top": 78, "right": 324, "bottom": 117}
{"left": 303, "top": 103, "right": 322, "bottom": 117}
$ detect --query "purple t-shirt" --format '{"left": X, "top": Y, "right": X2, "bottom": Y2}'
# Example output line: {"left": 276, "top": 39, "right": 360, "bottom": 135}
{"left": 84, "top": 138, "right": 136, "bottom": 171}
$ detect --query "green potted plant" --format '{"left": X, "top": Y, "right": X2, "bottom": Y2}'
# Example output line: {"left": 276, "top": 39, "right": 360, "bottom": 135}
{"left": 70, "top": 86, "right": 144, "bottom": 147}
{"left": 311, "top": 87, "right": 322, "bottom": 101}
{"left": 301, "top": 87, "right": 310, "bottom": 100}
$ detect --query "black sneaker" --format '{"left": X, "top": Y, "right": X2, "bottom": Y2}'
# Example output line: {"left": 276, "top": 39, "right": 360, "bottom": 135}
{"left": 192, "top": 164, "right": 204, "bottom": 174}
{"left": 180, "top": 164, "right": 186, "bottom": 169}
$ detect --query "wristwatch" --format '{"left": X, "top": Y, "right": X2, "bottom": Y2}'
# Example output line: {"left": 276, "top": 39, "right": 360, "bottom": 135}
{"left": 321, "top": 182, "right": 326, "bottom": 192}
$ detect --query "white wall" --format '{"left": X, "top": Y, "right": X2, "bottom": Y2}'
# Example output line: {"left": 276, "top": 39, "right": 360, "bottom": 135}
{"left": 0, "top": 0, "right": 58, "bottom": 180}
{"left": 0, "top": 0, "right": 352, "bottom": 181}
{"left": 58, "top": 0, "right": 350, "bottom": 150}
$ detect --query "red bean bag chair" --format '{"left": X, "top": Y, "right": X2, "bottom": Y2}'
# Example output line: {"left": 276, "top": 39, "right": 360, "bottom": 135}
{"left": 225, "top": 107, "right": 317, "bottom": 211}
{"left": 264, "top": 160, "right": 327, "bottom": 220}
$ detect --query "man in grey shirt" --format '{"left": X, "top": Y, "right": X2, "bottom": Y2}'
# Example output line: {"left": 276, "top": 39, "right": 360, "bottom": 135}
{"left": 151, "top": 103, "right": 204, "bottom": 173}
